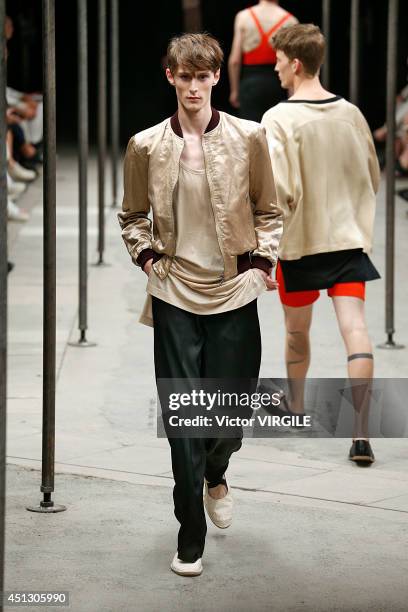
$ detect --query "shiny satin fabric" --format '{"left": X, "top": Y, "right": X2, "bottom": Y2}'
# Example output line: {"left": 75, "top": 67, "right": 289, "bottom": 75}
{"left": 118, "top": 111, "right": 283, "bottom": 281}
{"left": 143, "top": 161, "right": 266, "bottom": 326}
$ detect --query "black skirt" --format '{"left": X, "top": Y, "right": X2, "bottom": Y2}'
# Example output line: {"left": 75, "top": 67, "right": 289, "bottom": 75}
{"left": 239, "top": 64, "right": 285, "bottom": 123}
{"left": 279, "top": 249, "right": 381, "bottom": 292}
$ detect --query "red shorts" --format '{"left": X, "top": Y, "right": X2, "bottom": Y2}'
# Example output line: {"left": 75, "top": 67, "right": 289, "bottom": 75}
{"left": 276, "top": 261, "right": 366, "bottom": 307}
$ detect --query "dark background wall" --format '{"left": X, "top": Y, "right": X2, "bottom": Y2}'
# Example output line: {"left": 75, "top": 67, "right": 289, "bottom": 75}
{"left": 5, "top": 0, "right": 408, "bottom": 146}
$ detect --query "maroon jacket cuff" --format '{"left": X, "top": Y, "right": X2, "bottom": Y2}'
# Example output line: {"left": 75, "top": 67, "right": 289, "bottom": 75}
{"left": 250, "top": 256, "right": 272, "bottom": 274}
{"left": 137, "top": 250, "right": 271, "bottom": 274}
{"left": 237, "top": 253, "right": 252, "bottom": 274}
{"left": 136, "top": 249, "right": 162, "bottom": 271}
{"left": 237, "top": 253, "right": 272, "bottom": 275}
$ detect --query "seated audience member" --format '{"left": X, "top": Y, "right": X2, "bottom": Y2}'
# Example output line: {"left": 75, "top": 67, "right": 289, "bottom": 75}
{"left": 373, "top": 61, "right": 408, "bottom": 176}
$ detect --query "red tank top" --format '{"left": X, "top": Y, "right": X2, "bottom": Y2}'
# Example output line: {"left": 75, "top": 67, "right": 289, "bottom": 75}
{"left": 242, "top": 8, "right": 293, "bottom": 66}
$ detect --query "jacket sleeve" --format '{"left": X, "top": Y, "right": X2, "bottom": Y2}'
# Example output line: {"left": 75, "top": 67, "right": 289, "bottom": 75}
{"left": 352, "top": 107, "right": 380, "bottom": 195}
{"left": 117, "top": 137, "right": 153, "bottom": 265}
{"left": 361, "top": 115, "right": 381, "bottom": 194}
{"left": 249, "top": 126, "right": 283, "bottom": 267}
{"left": 261, "top": 113, "right": 300, "bottom": 219}
{"left": 368, "top": 134, "right": 381, "bottom": 195}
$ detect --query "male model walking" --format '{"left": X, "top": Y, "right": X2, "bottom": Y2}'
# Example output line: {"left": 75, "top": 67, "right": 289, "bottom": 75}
{"left": 262, "top": 24, "right": 380, "bottom": 462}
{"left": 119, "top": 33, "right": 282, "bottom": 576}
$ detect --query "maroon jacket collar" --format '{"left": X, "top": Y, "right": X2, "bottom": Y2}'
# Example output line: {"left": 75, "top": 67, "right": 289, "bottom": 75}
{"left": 170, "top": 108, "right": 220, "bottom": 138}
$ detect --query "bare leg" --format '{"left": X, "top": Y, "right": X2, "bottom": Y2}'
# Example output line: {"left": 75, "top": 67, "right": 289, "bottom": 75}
{"left": 332, "top": 296, "right": 373, "bottom": 439}
{"left": 283, "top": 304, "right": 313, "bottom": 414}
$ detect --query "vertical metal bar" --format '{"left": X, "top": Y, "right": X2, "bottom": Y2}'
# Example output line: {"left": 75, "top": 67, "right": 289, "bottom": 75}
{"left": 27, "top": 0, "right": 65, "bottom": 514}
{"left": 0, "top": 1, "right": 8, "bottom": 605}
{"left": 321, "top": 0, "right": 331, "bottom": 89}
{"left": 41, "top": 0, "right": 57, "bottom": 505}
{"left": 110, "top": 0, "right": 119, "bottom": 208}
{"left": 78, "top": 0, "right": 88, "bottom": 338}
{"left": 27, "top": 0, "right": 65, "bottom": 512}
{"left": 79, "top": 0, "right": 88, "bottom": 334}
{"left": 349, "top": 0, "right": 360, "bottom": 105}
{"left": 379, "top": 0, "right": 404, "bottom": 349}
{"left": 97, "top": 0, "right": 107, "bottom": 264}
{"left": 181, "top": 0, "right": 202, "bottom": 32}
{"left": 70, "top": 0, "right": 96, "bottom": 348}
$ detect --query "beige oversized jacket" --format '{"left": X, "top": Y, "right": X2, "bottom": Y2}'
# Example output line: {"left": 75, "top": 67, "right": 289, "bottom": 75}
{"left": 118, "top": 110, "right": 283, "bottom": 281}
{"left": 262, "top": 97, "right": 380, "bottom": 260}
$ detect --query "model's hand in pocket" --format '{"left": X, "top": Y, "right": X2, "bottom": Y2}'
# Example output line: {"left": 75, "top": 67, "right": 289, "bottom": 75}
{"left": 143, "top": 258, "right": 154, "bottom": 276}
{"left": 254, "top": 268, "right": 279, "bottom": 292}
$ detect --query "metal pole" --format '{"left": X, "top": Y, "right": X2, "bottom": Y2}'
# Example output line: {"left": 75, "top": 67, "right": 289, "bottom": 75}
{"left": 110, "top": 0, "right": 119, "bottom": 208}
{"left": 349, "top": 0, "right": 360, "bottom": 105}
{"left": 0, "top": 1, "right": 8, "bottom": 605}
{"left": 378, "top": 0, "right": 404, "bottom": 350}
{"left": 69, "top": 0, "right": 96, "bottom": 348}
{"left": 27, "top": 0, "right": 66, "bottom": 513}
{"left": 321, "top": 0, "right": 331, "bottom": 89}
{"left": 96, "top": 0, "right": 107, "bottom": 265}
{"left": 182, "top": 0, "right": 202, "bottom": 32}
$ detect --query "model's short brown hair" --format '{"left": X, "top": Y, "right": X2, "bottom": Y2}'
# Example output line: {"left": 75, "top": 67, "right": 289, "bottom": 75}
{"left": 167, "top": 33, "right": 223, "bottom": 74}
{"left": 272, "top": 24, "right": 325, "bottom": 76}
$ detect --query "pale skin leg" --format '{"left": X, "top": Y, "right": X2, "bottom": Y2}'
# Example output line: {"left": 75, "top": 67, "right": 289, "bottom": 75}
{"left": 332, "top": 296, "right": 374, "bottom": 439}
{"left": 283, "top": 303, "right": 313, "bottom": 414}
{"left": 282, "top": 296, "right": 373, "bottom": 439}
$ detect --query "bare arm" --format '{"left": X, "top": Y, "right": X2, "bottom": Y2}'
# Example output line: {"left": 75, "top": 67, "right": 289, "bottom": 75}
{"left": 228, "top": 12, "right": 244, "bottom": 109}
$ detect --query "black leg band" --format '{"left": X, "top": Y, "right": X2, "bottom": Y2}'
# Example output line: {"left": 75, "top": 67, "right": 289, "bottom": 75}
{"left": 347, "top": 353, "right": 374, "bottom": 362}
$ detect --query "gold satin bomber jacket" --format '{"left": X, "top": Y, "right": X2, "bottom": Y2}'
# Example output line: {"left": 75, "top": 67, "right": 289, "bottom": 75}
{"left": 118, "top": 110, "right": 283, "bottom": 281}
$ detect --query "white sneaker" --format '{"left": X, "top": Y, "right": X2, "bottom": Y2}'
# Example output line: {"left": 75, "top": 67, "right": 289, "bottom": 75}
{"left": 7, "top": 199, "right": 29, "bottom": 222}
{"left": 204, "top": 478, "right": 233, "bottom": 529}
{"left": 7, "top": 174, "right": 26, "bottom": 200}
{"left": 170, "top": 553, "right": 203, "bottom": 577}
{"left": 8, "top": 162, "right": 36, "bottom": 183}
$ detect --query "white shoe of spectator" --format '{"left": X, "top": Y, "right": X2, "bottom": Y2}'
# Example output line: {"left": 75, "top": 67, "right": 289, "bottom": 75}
{"left": 7, "top": 174, "right": 26, "bottom": 200}
{"left": 7, "top": 199, "right": 29, "bottom": 222}
{"left": 8, "top": 162, "right": 36, "bottom": 183}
